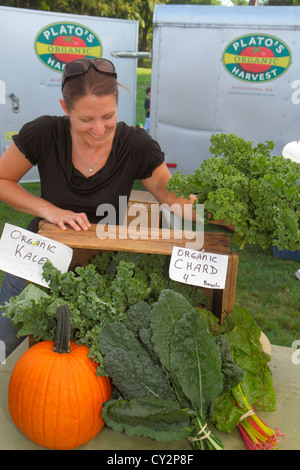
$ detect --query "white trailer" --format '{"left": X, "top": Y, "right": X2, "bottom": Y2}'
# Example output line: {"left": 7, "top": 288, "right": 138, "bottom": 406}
{"left": 0, "top": 6, "right": 139, "bottom": 182}
{"left": 150, "top": 5, "right": 300, "bottom": 175}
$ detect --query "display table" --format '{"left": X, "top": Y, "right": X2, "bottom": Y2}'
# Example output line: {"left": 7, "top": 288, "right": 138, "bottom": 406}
{"left": 0, "top": 340, "right": 298, "bottom": 450}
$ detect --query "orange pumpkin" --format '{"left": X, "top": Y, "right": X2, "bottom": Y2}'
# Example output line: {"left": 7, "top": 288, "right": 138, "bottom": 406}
{"left": 8, "top": 304, "right": 112, "bottom": 450}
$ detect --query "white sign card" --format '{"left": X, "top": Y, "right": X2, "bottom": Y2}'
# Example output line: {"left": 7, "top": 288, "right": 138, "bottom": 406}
{"left": 169, "top": 246, "right": 229, "bottom": 289}
{"left": 0, "top": 223, "right": 73, "bottom": 288}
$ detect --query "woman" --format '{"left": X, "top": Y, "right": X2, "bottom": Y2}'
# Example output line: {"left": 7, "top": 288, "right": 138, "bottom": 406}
{"left": 0, "top": 58, "right": 195, "bottom": 356}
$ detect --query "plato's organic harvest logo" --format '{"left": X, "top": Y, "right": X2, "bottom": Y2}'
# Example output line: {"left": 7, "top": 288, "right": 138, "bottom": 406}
{"left": 34, "top": 22, "right": 102, "bottom": 72}
{"left": 222, "top": 34, "right": 291, "bottom": 83}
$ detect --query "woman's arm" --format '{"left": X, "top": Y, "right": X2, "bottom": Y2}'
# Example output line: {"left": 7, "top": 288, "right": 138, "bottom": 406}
{"left": 141, "top": 162, "right": 197, "bottom": 220}
{"left": 0, "top": 143, "right": 90, "bottom": 231}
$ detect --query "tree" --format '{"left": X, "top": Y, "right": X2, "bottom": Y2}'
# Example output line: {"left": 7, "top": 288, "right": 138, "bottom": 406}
{"left": 250, "top": 0, "right": 300, "bottom": 4}
{"left": 264, "top": 0, "right": 300, "bottom": 4}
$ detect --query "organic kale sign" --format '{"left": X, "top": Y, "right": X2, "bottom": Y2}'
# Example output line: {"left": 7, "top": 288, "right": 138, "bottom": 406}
{"left": 0, "top": 223, "right": 73, "bottom": 287}
{"left": 169, "top": 246, "right": 229, "bottom": 289}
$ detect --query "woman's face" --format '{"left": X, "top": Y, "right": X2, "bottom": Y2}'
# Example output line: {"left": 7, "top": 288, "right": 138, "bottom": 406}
{"left": 60, "top": 93, "right": 118, "bottom": 149}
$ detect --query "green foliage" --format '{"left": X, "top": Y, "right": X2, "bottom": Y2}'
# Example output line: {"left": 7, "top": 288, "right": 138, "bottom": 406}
{"left": 99, "top": 290, "right": 228, "bottom": 450}
{"left": 0, "top": 283, "right": 56, "bottom": 340}
{"left": 0, "top": 183, "right": 41, "bottom": 237}
{"left": 2, "top": 252, "right": 276, "bottom": 449}
{"left": 263, "top": 0, "right": 300, "bottom": 5}
{"left": 136, "top": 68, "right": 152, "bottom": 125}
{"left": 2, "top": 261, "right": 126, "bottom": 368}
{"left": 3, "top": 0, "right": 300, "bottom": 70}
{"left": 103, "top": 397, "right": 191, "bottom": 442}
{"left": 2, "top": 250, "right": 209, "bottom": 372}
{"left": 152, "top": 293, "right": 224, "bottom": 418}
{"left": 90, "top": 250, "right": 210, "bottom": 307}
{"left": 167, "top": 133, "right": 300, "bottom": 251}
{"left": 98, "top": 321, "right": 177, "bottom": 399}
{"left": 210, "top": 306, "right": 277, "bottom": 433}
{"left": 99, "top": 290, "right": 274, "bottom": 449}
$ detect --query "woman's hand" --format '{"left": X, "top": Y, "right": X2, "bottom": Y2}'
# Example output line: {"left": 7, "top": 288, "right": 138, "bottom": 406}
{"left": 0, "top": 144, "right": 91, "bottom": 231}
{"left": 141, "top": 162, "right": 197, "bottom": 220}
{"left": 43, "top": 207, "right": 91, "bottom": 231}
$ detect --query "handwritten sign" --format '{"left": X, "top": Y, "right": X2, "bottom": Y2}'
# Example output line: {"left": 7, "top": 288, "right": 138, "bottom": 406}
{"left": 0, "top": 223, "right": 73, "bottom": 288}
{"left": 169, "top": 246, "right": 229, "bottom": 289}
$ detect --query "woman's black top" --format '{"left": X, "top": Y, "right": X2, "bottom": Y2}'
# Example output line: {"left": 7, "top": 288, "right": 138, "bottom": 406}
{"left": 13, "top": 115, "right": 164, "bottom": 225}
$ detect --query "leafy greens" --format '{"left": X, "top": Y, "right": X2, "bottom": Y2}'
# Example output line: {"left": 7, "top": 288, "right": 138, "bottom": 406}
{"left": 166, "top": 133, "right": 300, "bottom": 250}
{"left": 2, "top": 250, "right": 276, "bottom": 450}
{"left": 99, "top": 290, "right": 244, "bottom": 450}
{"left": 2, "top": 251, "right": 209, "bottom": 373}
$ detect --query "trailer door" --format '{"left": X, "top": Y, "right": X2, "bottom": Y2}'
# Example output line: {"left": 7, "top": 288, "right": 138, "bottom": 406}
{"left": 0, "top": 6, "right": 138, "bottom": 182}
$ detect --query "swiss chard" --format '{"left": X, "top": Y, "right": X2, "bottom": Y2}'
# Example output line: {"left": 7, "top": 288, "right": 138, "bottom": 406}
{"left": 212, "top": 306, "right": 276, "bottom": 434}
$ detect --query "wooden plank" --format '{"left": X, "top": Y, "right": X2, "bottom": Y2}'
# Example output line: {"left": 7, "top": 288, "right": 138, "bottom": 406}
{"left": 38, "top": 221, "right": 237, "bottom": 324}
{"left": 38, "top": 221, "right": 231, "bottom": 255}
{"left": 129, "top": 189, "right": 158, "bottom": 203}
{"left": 126, "top": 201, "right": 162, "bottom": 230}
{"left": 218, "top": 251, "right": 239, "bottom": 324}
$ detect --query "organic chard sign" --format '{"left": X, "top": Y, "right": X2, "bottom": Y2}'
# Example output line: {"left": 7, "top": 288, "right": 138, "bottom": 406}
{"left": 222, "top": 34, "right": 291, "bottom": 83}
{"left": 34, "top": 22, "right": 102, "bottom": 72}
{"left": 169, "top": 246, "right": 229, "bottom": 290}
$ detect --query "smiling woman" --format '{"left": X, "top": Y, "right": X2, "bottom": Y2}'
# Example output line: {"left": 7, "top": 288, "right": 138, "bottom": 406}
{"left": 0, "top": 58, "right": 196, "bottom": 356}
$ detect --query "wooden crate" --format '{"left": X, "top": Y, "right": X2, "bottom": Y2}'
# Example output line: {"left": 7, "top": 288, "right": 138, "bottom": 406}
{"left": 38, "top": 220, "right": 238, "bottom": 325}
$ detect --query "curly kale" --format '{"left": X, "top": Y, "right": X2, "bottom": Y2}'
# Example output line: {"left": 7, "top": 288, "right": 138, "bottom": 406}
{"left": 167, "top": 133, "right": 300, "bottom": 250}
{"left": 3, "top": 251, "right": 209, "bottom": 373}
{"left": 90, "top": 251, "right": 210, "bottom": 307}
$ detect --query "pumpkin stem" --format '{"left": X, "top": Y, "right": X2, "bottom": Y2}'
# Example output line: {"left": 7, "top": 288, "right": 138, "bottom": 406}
{"left": 53, "top": 304, "right": 71, "bottom": 354}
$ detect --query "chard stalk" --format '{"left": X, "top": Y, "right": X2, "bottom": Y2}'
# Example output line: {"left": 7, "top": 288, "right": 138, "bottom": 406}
{"left": 235, "top": 384, "right": 285, "bottom": 450}
{"left": 189, "top": 416, "right": 224, "bottom": 451}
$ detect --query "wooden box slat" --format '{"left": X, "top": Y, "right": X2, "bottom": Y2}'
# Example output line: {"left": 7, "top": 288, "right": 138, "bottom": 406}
{"left": 38, "top": 221, "right": 231, "bottom": 254}
{"left": 38, "top": 221, "right": 237, "bottom": 324}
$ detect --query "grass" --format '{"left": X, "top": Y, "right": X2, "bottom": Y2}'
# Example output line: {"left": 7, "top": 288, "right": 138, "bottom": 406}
{"left": 229, "top": 237, "right": 300, "bottom": 347}
{"left": 0, "top": 68, "right": 299, "bottom": 348}
{"left": 135, "top": 67, "right": 152, "bottom": 126}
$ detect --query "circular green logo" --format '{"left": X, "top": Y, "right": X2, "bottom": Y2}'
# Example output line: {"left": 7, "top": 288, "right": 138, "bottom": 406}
{"left": 222, "top": 34, "right": 292, "bottom": 83}
{"left": 34, "top": 22, "right": 103, "bottom": 72}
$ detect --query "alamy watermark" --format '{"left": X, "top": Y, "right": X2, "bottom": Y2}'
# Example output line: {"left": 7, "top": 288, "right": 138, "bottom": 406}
{"left": 291, "top": 340, "right": 300, "bottom": 365}
{"left": 291, "top": 80, "right": 300, "bottom": 104}
{"left": 95, "top": 197, "right": 204, "bottom": 250}
{"left": 0, "top": 340, "right": 6, "bottom": 364}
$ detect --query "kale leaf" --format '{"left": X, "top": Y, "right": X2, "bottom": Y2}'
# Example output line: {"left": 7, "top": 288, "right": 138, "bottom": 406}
{"left": 98, "top": 321, "right": 176, "bottom": 401}
{"left": 99, "top": 290, "right": 227, "bottom": 450}
{"left": 90, "top": 251, "right": 210, "bottom": 307}
{"left": 151, "top": 290, "right": 224, "bottom": 419}
{"left": 167, "top": 133, "right": 300, "bottom": 250}
{"left": 102, "top": 397, "right": 191, "bottom": 442}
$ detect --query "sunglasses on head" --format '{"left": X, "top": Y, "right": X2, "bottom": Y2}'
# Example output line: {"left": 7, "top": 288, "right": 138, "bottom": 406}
{"left": 61, "top": 58, "right": 117, "bottom": 90}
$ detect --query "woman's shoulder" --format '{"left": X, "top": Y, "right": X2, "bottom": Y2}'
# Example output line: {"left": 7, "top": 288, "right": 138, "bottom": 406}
{"left": 114, "top": 121, "right": 164, "bottom": 161}
{"left": 13, "top": 115, "right": 70, "bottom": 161}
{"left": 18, "top": 115, "right": 69, "bottom": 134}
{"left": 31, "top": 115, "right": 69, "bottom": 129}
{"left": 116, "top": 121, "right": 154, "bottom": 145}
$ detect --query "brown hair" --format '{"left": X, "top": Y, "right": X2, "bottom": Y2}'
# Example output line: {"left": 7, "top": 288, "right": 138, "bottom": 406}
{"left": 62, "top": 66, "right": 119, "bottom": 111}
